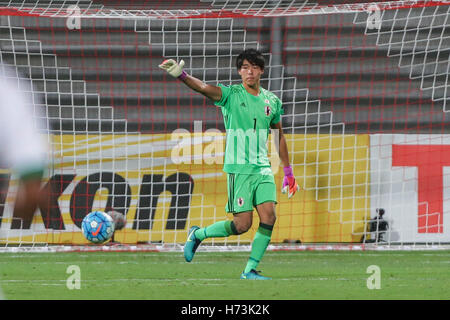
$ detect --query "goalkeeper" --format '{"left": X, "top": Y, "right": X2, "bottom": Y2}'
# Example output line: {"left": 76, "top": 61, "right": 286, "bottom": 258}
{"left": 159, "top": 49, "right": 299, "bottom": 280}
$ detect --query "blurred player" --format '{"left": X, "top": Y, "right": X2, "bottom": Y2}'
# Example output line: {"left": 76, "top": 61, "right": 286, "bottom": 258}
{"left": 0, "top": 63, "right": 48, "bottom": 230}
{"left": 159, "top": 49, "right": 299, "bottom": 279}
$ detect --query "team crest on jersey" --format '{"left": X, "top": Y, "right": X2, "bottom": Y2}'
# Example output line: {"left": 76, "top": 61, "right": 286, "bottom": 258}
{"left": 237, "top": 197, "right": 245, "bottom": 207}
{"left": 265, "top": 106, "right": 271, "bottom": 116}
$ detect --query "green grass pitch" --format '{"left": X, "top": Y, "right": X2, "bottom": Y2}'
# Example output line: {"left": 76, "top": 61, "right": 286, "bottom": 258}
{"left": 0, "top": 250, "right": 449, "bottom": 300}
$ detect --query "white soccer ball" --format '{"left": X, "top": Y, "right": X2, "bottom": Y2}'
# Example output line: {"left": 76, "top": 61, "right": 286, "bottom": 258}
{"left": 81, "top": 211, "right": 115, "bottom": 244}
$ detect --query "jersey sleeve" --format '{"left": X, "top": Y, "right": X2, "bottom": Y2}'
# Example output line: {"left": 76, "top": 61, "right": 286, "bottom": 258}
{"left": 270, "top": 97, "right": 284, "bottom": 125}
{"left": 214, "top": 84, "right": 232, "bottom": 110}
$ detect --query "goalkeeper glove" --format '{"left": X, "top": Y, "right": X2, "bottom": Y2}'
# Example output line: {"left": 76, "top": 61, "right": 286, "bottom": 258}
{"left": 281, "top": 166, "right": 299, "bottom": 199}
{"left": 158, "top": 59, "right": 187, "bottom": 80}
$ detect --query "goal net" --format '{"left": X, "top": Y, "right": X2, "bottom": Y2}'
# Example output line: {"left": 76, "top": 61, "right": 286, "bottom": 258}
{"left": 0, "top": 0, "right": 449, "bottom": 250}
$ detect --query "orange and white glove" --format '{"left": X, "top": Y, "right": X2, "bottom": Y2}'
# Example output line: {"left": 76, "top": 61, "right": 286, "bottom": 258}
{"left": 281, "top": 166, "right": 299, "bottom": 199}
{"left": 158, "top": 59, "right": 187, "bottom": 80}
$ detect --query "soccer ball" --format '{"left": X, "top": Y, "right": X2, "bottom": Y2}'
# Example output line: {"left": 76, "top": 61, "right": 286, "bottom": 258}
{"left": 82, "top": 211, "right": 115, "bottom": 243}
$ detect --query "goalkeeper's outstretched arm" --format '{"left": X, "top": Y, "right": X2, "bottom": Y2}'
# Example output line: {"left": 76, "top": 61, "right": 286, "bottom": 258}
{"left": 159, "top": 59, "right": 222, "bottom": 102}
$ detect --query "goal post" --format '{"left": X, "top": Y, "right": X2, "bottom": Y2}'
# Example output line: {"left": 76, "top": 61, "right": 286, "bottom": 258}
{"left": 0, "top": 0, "right": 449, "bottom": 250}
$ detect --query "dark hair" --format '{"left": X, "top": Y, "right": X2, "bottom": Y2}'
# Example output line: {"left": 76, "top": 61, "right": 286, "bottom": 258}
{"left": 236, "top": 49, "right": 265, "bottom": 70}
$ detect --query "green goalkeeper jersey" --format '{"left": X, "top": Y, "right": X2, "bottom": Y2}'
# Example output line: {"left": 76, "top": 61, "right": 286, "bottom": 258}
{"left": 215, "top": 83, "right": 284, "bottom": 174}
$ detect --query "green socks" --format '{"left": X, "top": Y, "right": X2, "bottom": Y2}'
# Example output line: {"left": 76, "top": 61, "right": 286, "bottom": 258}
{"left": 194, "top": 220, "right": 238, "bottom": 241}
{"left": 193, "top": 221, "right": 273, "bottom": 273}
{"left": 244, "top": 223, "right": 273, "bottom": 273}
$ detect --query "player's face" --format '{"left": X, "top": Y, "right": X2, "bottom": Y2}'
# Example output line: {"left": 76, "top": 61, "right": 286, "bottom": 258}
{"left": 238, "top": 59, "right": 263, "bottom": 87}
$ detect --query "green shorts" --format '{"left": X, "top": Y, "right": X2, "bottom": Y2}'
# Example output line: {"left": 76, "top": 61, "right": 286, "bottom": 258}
{"left": 225, "top": 172, "right": 277, "bottom": 214}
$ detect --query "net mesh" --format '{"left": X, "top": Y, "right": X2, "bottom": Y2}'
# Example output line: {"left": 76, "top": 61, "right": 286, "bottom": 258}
{"left": 0, "top": 0, "right": 449, "bottom": 250}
